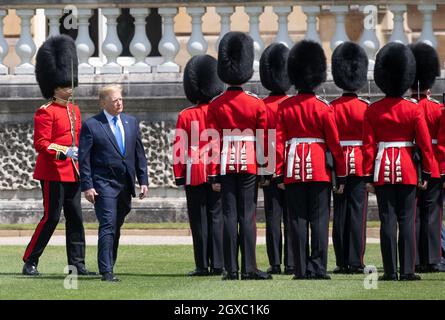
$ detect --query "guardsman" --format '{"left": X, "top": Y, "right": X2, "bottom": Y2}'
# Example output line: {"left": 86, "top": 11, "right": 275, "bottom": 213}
{"left": 173, "top": 55, "right": 224, "bottom": 277}
{"left": 363, "top": 42, "right": 434, "bottom": 281}
{"left": 207, "top": 32, "right": 272, "bottom": 281}
{"left": 259, "top": 43, "right": 294, "bottom": 275}
{"left": 275, "top": 40, "right": 346, "bottom": 280}
{"left": 22, "top": 35, "right": 95, "bottom": 276}
{"left": 330, "top": 42, "right": 369, "bottom": 274}
{"left": 409, "top": 43, "right": 444, "bottom": 273}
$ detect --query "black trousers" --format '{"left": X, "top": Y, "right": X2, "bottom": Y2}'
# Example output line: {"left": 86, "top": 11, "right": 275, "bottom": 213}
{"left": 333, "top": 176, "right": 368, "bottom": 268}
{"left": 416, "top": 178, "right": 443, "bottom": 266}
{"left": 220, "top": 173, "right": 258, "bottom": 274}
{"left": 23, "top": 181, "right": 86, "bottom": 268}
{"left": 185, "top": 183, "right": 223, "bottom": 270}
{"left": 375, "top": 184, "right": 417, "bottom": 275}
{"left": 263, "top": 180, "right": 294, "bottom": 269}
{"left": 286, "top": 182, "right": 331, "bottom": 277}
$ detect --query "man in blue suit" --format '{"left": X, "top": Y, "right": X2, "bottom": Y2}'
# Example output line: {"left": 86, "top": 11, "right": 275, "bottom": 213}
{"left": 79, "top": 84, "right": 149, "bottom": 282}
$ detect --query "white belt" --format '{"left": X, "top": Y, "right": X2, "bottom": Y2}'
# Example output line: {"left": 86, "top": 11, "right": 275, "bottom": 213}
{"left": 432, "top": 139, "right": 438, "bottom": 145}
{"left": 221, "top": 135, "right": 256, "bottom": 175}
{"left": 286, "top": 138, "right": 325, "bottom": 178}
{"left": 374, "top": 141, "right": 414, "bottom": 182}
{"left": 340, "top": 140, "right": 363, "bottom": 147}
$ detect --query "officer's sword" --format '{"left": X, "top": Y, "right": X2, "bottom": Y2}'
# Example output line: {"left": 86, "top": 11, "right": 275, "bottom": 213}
{"left": 70, "top": 58, "right": 79, "bottom": 176}
{"left": 413, "top": 80, "right": 422, "bottom": 186}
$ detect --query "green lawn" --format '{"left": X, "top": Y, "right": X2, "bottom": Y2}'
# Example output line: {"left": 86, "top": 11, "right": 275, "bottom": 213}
{"left": 1, "top": 244, "right": 444, "bottom": 300}
{"left": 0, "top": 245, "right": 445, "bottom": 300}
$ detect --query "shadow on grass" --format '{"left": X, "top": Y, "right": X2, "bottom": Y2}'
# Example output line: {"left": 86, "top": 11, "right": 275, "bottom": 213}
{"left": 115, "top": 273, "right": 192, "bottom": 278}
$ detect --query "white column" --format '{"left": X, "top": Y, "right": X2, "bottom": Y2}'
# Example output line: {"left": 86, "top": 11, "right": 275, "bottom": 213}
{"left": 15, "top": 9, "right": 36, "bottom": 75}
{"left": 0, "top": 10, "right": 8, "bottom": 74}
{"left": 418, "top": 4, "right": 437, "bottom": 48}
{"left": 302, "top": 6, "right": 321, "bottom": 43}
{"left": 388, "top": 5, "right": 408, "bottom": 44}
{"left": 157, "top": 7, "right": 180, "bottom": 73}
{"left": 359, "top": 5, "right": 380, "bottom": 71}
{"left": 46, "top": 8, "right": 61, "bottom": 38}
{"left": 330, "top": 5, "right": 349, "bottom": 51}
{"left": 273, "top": 6, "right": 293, "bottom": 48}
{"left": 186, "top": 7, "right": 207, "bottom": 57}
{"left": 76, "top": 9, "right": 95, "bottom": 74}
{"left": 127, "top": 8, "right": 151, "bottom": 73}
{"left": 215, "top": 6, "right": 234, "bottom": 52}
{"left": 100, "top": 8, "right": 122, "bottom": 74}
{"left": 245, "top": 6, "right": 264, "bottom": 72}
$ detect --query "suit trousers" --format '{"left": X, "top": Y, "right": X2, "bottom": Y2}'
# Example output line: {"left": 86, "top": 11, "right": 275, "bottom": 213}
{"left": 415, "top": 178, "right": 443, "bottom": 266}
{"left": 285, "top": 182, "right": 331, "bottom": 277}
{"left": 333, "top": 176, "right": 368, "bottom": 268}
{"left": 23, "top": 181, "right": 86, "bottom": 268}
{"left": 220, "top": 173, "right": 258, "bottom": 274}
{"left": 185, "top": 183, "right": 223, "bottom": 270}
{"left": 263, "top": 180, "right": 294, "bottom": 269}
{"left": 94, "top": 182, "right": 132, "bottom": 274}
{"left": 375, "top": 184, "right": 417, "bottom": 275}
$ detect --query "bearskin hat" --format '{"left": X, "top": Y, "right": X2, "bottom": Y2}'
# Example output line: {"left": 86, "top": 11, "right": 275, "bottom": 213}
{"left": 217, "top": 31, "right": 254, "bottom": 85}
{"left": 35, "top": 35, "right": 78, "bottom": 99}
{"left": 183, "top": 55, "right": 224, "bottom": 104}
{"left": 259, "top": 43, "right": 291, "bottom": 94}
{"left": 374, "top": 42, "right": 416, "bottom": 97}
{"left": 288, "top": 40, "right": 327, "bottom": 92}
{"left": 332, "top": 41, "right": 368, "bottom": 92}
{"left": 409, "top": 42, "right": 440, "bottom": 91}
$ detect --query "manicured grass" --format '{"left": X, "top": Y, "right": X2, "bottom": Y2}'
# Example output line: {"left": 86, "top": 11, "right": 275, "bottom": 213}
{"left": 1, "top": 244, "right": 445, "bottom": 300}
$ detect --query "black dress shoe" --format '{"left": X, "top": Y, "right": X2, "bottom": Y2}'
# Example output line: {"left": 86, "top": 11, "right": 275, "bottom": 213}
{"left": 427, "top": 264, "right": 442, "bottom": 273}
{"left": 221, "top": 271, "right": 239, "bottom": 281}
{"left": 284, "top": 267, "right": 295, "bottom": 275}
{"left": 22, "top": 262, "right": 40, "bottom": 276}
{"left": 378, "top": 273, "right": 398, "bottom": 281}
{"left": 187, "top": 268, "right": 209, "bottom": 277}
{"left": 399, "top": 274, "right": 421, "bottom": 281}
{"left": 210, "top": 268, "right": 224, "bottom": 276}
{"left": 348, "top": 266, "right": 365, "bottom": 274}
{"left": 312, "top": 273, "right": 331, "bottom": 280}
{"left": 292, "top": 274, "right": 307, "bottom": 280}
{"left": 333, "top": 266, "right": 349, "bottom": 274}
{"left": 267, "top": 265, "right": 282, "bottom": 274}
{"left": 73, "top": 266, "right": 98, "bottom": 276}
{"left": 101, "top": 272, "right": 120, "bottom": 282}
{"left": 241, "top": 269, "right": 272, "bottom": 280}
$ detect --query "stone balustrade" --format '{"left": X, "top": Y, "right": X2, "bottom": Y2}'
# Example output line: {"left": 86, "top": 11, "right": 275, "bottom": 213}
{"left": 0, "top": 2, "right": 441, "bottom": 76}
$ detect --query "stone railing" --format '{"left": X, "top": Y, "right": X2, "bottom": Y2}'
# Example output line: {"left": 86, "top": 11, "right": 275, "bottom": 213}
{"left": 0, "top": 1, "right": 440, "bottom": 76}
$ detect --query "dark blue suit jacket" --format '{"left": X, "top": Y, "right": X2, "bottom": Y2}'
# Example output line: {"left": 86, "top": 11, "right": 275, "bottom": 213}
{"left": 79, "top": 111, "right": 149, "bottom": 198}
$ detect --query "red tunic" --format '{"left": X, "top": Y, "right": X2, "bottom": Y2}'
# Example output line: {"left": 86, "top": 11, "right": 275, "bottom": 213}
{"left": 173, "top": 103, "right": 210, "bottom": 186}
{"left": 413, "top": 94, "right": 443, "bottom": 179}
{"left": 436, "top": 107, "right": 445, "bottom": 176}
{"left": 275, "top": 93, "right": 346, "bottom": 185}
{"left": 33, "top": 100, "right": 81, "bottom": 182}
{"left": 206, "top": 87, "right": 268, "bottom": 182}
{"left": 331, "top": 93, "right": 369, "bottom": 177}
{"left": 362, "top": 97, "right": 434, "bottom": 186}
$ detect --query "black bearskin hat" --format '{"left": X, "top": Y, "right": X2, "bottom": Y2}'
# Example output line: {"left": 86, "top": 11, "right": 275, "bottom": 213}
{"left": 35, "top": 34, "right": 78, "bottom": 99}
{"left": 374, "top": 42, "right": 416, "bottom": 97}
{"left": 259, "top": 43, "right": 291, "bottom": 94}
{"left": 288, "top": 40, "right": 327, "bottom": 92}
{"left": 332, "top": 41, "right": 368, "bottom": 92}
{"left": 409, "top": 42, "right": 440, "bottom": 91}
{"left": 183, "top": 55, "right": 224, "bottom": 104}
{"left": 217, "top": 31, "right": 254, "bottom": 85}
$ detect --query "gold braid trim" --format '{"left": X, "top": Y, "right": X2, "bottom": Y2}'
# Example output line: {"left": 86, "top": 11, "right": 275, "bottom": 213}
{"left": 48, "top": 143, "right": 69, "bottom": 160}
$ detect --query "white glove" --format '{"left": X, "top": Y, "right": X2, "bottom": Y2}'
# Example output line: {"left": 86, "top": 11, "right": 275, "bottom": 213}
{"left": 66, "top": 147, "right": 78, "bottom": 161}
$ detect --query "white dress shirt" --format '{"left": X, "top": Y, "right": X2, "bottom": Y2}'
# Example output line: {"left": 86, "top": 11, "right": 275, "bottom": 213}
{"left": 103, "top": 109, "right": 125, "bottom": 148}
